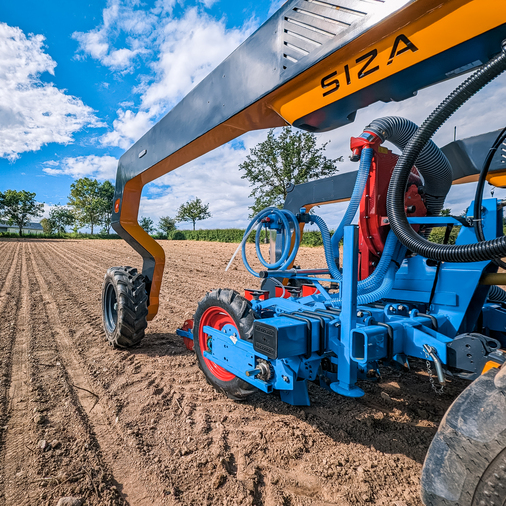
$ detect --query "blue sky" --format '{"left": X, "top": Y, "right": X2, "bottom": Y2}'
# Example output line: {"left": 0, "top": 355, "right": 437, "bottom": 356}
{"left": 1, "top": 0, "right": 506, "bottom": 231}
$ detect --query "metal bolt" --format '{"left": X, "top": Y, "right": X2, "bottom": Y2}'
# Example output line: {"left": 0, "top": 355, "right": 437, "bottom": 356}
{"left": 389, "top": 306, "right": 395, "bottom": 312}
{"left": 282, "top": 375, "right": 290, "bottom": 383}
{"left": 397, "top": 305, "right": 404, "bottom": 311}
{"left": 357, "top": 311, "right": 364, "bottom": 318}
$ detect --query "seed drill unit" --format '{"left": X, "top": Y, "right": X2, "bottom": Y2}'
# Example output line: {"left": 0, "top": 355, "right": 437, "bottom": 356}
{"left": 102, "top": 0, "right": 506, "bottom": 503}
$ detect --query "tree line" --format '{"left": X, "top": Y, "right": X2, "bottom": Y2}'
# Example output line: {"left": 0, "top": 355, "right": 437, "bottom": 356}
{"left": 0, "top": 179, "right": 213, "bottom": 237}
{"left": 1, "top": 127, "right": 341, "bottom": 237}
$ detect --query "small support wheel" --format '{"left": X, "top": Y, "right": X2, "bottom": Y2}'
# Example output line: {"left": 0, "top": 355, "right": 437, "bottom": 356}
{"left": 193, "top": 288, "right": 256, "bottom": 400}
{"left": 101, "top": 266, "right": 148, "bottom": 348}
{"left": 421, "top": 366, "right": 506, "bottom": 505}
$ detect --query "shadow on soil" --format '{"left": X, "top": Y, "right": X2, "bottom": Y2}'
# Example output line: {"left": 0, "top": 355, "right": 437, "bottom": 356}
{"left": 128, "top": 332, "right": 193, "bottom": 358}
{"left": 127, "top": 332, "right": 469, "bottom": 466}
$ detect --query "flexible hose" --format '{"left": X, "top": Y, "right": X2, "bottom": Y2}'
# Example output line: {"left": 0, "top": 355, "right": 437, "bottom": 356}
{"left": 311, "top": 216, "right": 402, "bottom": 293}
{"left": 473, "top": 126, "right": 506, "bottom": 269}
{"left": 358, "top": 231, "right": 401, "bottom": 293}
{"left": 366, "top": 117, "right": 452, "bottom": 216}
{"left": 310, "top": 214, "right": 341, "bottom": 279}
{"left": 331, "top": 261, "right": 400, "bottom": 307}
{"left": 488, "top": 285, "right": 506, "bottom": 303}
{"left": 312, "top": 211, "right": 402, "bottom": 289}
{"left": 387, "top": 46, "right": 506, "bottom": 262}
{"left": 331, "top": 147, "right": 374, "bottom": 259}
{"left": 241, "top": 207, "right": 300, "bottom": 277}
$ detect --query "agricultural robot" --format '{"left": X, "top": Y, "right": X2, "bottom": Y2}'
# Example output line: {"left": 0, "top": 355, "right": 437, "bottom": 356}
{"left": 101, "top": 0, "right": 506, "bottom": 503}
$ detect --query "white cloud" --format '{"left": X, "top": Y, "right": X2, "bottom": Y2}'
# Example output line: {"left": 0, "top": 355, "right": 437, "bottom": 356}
{"left": 43, "top": 155, "right": 118, "bottom": 180}
{"left": 72, "top": 0, "right": 154, "bottom": 71}
{"left": 0, "top": 23, "right": 101, "bottom": 161}
{"left": 75, "top": 0, "right": 254, "bottom": 149}
{"left": 101, "top": 108, "right": 156, "bottom": 150}
{"left": 268, "top": 0, "right": 286, "bottom": 16}
{"left": 199, "top": 0, "right": 219, "bottom": 8}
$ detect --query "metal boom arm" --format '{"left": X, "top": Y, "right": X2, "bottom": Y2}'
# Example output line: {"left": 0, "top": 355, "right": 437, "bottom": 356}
{"left": 111, "top": 0, "right": 506, "bottom": 319}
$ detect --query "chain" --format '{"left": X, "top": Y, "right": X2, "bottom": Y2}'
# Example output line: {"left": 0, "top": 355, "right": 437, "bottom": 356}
{"left": 423, "top": 346, "right": 444, "bottom": 396}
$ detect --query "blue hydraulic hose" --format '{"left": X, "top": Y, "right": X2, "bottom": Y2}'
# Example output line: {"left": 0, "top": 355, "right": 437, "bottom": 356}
{"left": 358, "top": 231, "right": 400, "bottom": 294}
{"left": 311, "top": 214, "right": 341, "bottom": 280}
{"left": 332, "top": 260, "right": 400, "bottom": 308}
{"left": 357, "top": 262, "right": 398, "bottom": 305}
{"left": 310, "top": 217, "right": 401, "bottom": 292}
{"left": 241, "top": 207, "right": 300, "bottom": 277}
{"left": 331, "top": 147, "right": 374, "bottom": 261}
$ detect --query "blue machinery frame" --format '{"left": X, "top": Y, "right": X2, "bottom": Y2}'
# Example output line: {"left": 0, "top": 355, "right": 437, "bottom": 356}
{"left": 177, "top": 198, "right": 506, "bottom": 406}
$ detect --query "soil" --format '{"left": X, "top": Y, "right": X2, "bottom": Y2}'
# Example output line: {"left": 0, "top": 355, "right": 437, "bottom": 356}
{"left": 0, "top": 238, "right": 471, "bottom": 506}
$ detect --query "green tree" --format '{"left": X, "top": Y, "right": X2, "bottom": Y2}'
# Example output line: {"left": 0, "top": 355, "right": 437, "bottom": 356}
{"left": 239, "top": 127, "right": 340, "bottom": 215}
{"left": 176, "top": 198, "right": 211, "bottom": 231}
{"left": 68, "top": 178, "right": 102, "bottom": 234}
{"left": 139, "top": 216, "right": 155, "bottom": 235}
{"left": 48, "top": 205, "right": 75, "bottom": 234}
{"left": 0, "top": 190, "right": 44, "bottom": 236}
{"left": 440, "top": 208, "right": 451, "bottom": 216}
{"left": 99, "top": 180, "right": 115, "bottom": 234}
{"left": 40, "top": 218, "right": 54, "bottom": 235}
{"left": 158, "top": 216, "right": 177, "bottom": 237}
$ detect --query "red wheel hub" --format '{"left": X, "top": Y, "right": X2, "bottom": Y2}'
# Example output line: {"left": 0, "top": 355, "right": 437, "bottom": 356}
{"left": 198, "top": 307, "right": 236, "bottom": 382}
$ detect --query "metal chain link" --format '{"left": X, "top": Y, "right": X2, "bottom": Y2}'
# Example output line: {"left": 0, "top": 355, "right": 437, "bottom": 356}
{"left": 423, "top": 346, "right": 444, "bottom": 395}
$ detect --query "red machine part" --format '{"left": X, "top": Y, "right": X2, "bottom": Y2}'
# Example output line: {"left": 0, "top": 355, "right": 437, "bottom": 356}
{"left": 356, "top": 143, "right": 427, "bottom": 280}
{"left": 181, "top": 319, "right": 194, "bottom": 351}
{"left": 197, "top": 307, "right": 236, "bottom": 381}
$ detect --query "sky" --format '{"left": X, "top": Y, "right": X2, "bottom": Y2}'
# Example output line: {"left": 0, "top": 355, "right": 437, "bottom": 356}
{"left": 1, "top": 0, "right": 506, "bottom": 231}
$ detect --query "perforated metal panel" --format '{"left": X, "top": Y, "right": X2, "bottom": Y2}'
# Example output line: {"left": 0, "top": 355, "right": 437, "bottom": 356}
{"left": 282, "top": 0, "right": 385, "bottom": 70}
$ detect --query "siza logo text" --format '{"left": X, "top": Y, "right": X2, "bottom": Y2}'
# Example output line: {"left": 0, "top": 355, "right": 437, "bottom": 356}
{"left": 321, "top": 34, "right": 418, "bottom": 97}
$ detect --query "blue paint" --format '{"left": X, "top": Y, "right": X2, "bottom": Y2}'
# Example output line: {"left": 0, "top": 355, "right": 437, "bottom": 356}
{"left": 188, "top": 197, "right": 505, "bottom": 406}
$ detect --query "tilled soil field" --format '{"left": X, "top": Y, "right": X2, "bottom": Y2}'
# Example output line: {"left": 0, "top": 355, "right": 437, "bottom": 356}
{"left": 0, "top": 239, "right": 470, "bottom": 506}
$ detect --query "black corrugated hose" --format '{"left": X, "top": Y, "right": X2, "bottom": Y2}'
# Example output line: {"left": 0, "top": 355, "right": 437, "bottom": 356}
{"left": 386, "top": 44, "right": 506, "bottom": 262}
{"left": 365, "top": 116, "right": 452, "bottom": 217}
{"left": 488, "top": 285, "right": 506, "bottom": 302}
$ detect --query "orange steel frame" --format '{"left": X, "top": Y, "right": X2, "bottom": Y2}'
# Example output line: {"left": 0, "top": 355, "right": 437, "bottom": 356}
{"left": 113, "top": 0, "right": 506, "bottom": 320}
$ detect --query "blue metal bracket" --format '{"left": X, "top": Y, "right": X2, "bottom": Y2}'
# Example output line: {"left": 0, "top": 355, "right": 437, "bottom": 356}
{"left": 330, "top": 225, "right": 365, "bottom": 398}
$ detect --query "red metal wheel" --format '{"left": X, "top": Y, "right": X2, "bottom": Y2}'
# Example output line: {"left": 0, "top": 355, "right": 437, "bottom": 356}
{"left": 198, "top": 306, "right": 236, "bottom": 382}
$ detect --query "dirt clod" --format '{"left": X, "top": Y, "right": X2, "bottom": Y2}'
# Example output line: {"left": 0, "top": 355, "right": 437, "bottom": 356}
{"left": 55, "top": 498, "right": 84, "bottom": 506}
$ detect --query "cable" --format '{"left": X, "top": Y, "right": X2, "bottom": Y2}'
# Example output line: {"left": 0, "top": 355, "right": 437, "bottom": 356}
{"left": 386, "top": 45, "right": 506, "bottom": 262}
{"left": 473, "top": 126, "right": 506, "bottom": 269}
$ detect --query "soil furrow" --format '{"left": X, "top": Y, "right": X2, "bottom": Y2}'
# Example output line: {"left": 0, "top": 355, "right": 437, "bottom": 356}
{"left": 42, "top": 242, "right": 124, "bottom": 280}
{"left": 0, "top": 242, "right": 21, "bottom": 315}
{"left": 21, "top": 243, "right": 124, "bottom": 505}
{"left": 3, "top": 243, "right": 36, "bottom": 505}
{"left": 27, "top": 242, "right": 167, "bottom": 505}
{"left": 0, "top": 243, "right": 23, "bottom": 506}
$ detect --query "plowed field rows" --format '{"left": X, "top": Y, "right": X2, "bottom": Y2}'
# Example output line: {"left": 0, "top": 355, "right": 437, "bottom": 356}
{"left": 0, "top": 239, "right": 469, "bottom": 506}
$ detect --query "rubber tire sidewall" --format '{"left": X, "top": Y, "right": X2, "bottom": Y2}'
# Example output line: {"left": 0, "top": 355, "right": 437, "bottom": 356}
{"left": 193, "top": 289, "right": 256, "bottom": 401}
{"left": 101, "top": 266, "right": 148, "bottom": 348}
{"left": 421, "top": 367, "right": 506, "bottom": 506}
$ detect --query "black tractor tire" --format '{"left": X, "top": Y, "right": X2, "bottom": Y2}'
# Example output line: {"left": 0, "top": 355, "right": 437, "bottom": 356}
{"left": 101, "top": 266, "right": 148, "bottom": 348}
{"left": 193, "top": 288, "right": 256, "bottom": 401}
{"left": 421, "top": 365, "right": 506, "bottom": 506}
